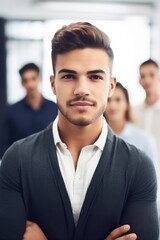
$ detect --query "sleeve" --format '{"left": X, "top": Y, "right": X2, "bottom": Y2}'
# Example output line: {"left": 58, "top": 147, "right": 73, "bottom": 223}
{"left": 120, "top": 152, "right": 159, "bottom": 240}
{"left": 0, "top": 143, "right": 27, "bottom": 240}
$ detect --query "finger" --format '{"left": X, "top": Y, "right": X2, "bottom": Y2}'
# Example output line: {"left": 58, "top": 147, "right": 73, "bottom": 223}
{"left": 116, "top": 233, "right": 137, "bottom": 240}
{"left": 26, "top": 221, "right": 34, "bottom": 226}
{"left": 106, "top": 225, "right": 130, "bottom": 240}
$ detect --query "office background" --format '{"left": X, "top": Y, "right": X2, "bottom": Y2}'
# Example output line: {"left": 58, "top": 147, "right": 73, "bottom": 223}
{"left": 0, "top": 0, "right": 160, "bottom": 111}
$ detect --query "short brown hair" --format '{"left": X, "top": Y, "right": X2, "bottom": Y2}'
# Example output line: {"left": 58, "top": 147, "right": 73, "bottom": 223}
{"left": 19, "top": 63, "right": 40, "bottom": 76}
{"left": 140, "top": 59, "right": 159, "bottom": 70}
{"left": 51, "top": 22, "right": 114, "bottom": 74}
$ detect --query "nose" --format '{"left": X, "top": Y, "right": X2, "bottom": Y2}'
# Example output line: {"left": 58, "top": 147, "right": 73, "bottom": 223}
{"left": 142, "top": 76, "right": 151, "bottom": 84}
{"left": 73, "top": 78, "right": 91, "bottom": 96}
{"left": 25, "top": 79, "right": 35, "bottom": 88}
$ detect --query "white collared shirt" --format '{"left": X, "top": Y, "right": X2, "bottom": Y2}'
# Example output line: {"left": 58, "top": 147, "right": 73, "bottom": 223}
{"left": 52, "top": 117, "right": 108, "bottom": 225}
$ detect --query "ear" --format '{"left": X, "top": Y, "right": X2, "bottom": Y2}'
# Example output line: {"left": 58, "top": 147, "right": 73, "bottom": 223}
{"left": 108, "top": 77, "right": 116, "bottom": 98}
{"left": 50, "top": 75, "right": 56, "bottom": 95}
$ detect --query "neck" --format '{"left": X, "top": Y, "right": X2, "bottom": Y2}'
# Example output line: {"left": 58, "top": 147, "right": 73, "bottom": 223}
{"left": 57, "top": 115, "right": 103, "bottom": 168}
{"left": 107, "top": 119, "right": 126, "bottom": 136}
{"left": 145, "top": 91, "right": 160, "bottom": 106}
{"left": 26, "top": 92, "right": 43, "bottom": 110}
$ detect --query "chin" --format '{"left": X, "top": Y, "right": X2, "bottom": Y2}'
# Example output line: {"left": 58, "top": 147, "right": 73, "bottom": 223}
{"left": 70, "top": 118, "right": 93, "bottom": 126}
{"left": 67, "top": 115, "right": 98, "bottom": 126}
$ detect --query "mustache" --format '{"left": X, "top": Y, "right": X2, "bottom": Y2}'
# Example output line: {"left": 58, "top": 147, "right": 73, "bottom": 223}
{"left": 67, "top": 96, "right": 96, "bottom": 106}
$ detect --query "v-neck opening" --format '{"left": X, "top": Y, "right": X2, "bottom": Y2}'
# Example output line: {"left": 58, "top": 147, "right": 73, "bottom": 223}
{"left": 45, "top": 125, "right": 115, "bottom": 240}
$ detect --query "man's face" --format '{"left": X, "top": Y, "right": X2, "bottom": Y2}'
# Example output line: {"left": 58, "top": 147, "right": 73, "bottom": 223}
{"left": 139, "top": 64, "right": 160, "bottom": 94}
{"left": 21, "top": 70, "right": 41, "bottom": 96}
{"left": 50, "top": 48, "right": 116, "bottom": 127}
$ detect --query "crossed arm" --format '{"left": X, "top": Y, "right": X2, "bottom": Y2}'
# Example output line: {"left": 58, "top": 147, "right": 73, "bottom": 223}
{"left": 23, "top": 221, "right": 137, "bottom": 240}
{"left": 0, "top": 144, "right": 159, "bottom": 239}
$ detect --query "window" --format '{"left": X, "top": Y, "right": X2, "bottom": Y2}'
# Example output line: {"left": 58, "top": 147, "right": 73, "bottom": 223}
{"left": 5, "top": 21, "right": 43, "bottom": 103}
{"left": 6, "top": 17, "right": 150, "bottom": 106}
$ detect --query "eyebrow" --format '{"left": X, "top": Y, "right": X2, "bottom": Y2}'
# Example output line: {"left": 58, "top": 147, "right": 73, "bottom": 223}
{"left": 58, "top": 69, "right": 77, "bottom": 74}
{"left": 87, "top": 69, "right": 106, "bottom": 75}
{"left": 58, "top": 69, "right": 106, "bottom": 75}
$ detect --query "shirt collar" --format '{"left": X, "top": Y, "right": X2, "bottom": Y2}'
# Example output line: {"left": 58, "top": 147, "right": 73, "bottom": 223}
{"left": 23, "top": 96, "right": 46, "bottom": 109}
{"left": 52, "top": 117, "right": 108, "bottom": 151}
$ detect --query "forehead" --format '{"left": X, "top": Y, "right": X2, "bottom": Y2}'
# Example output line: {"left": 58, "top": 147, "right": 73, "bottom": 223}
{"left": 140, "top": 64, "right": 159, "bottom": 74}
{"left": 113, "top": 87, "right": 125, "bottom": 97}
{"left": 21, "top": 70, "right": 39, "bottom": 78}
{"left": 55, "top": 48, "right": 110, "bottom": 73}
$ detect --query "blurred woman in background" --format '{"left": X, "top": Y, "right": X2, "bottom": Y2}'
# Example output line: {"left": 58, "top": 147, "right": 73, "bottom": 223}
{"left": 104, "top": 82, "right": 158, "bottom": 164}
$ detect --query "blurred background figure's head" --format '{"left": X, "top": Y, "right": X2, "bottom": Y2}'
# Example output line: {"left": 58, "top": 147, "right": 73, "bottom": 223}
{"left": 104, "top": 82, "right": 135, "bottom": 130}
{"left": 19, "top": 63, "right": 41, "bottom": 98}
{"left": 139, "top": 59, "right": 160, "bottom": 96}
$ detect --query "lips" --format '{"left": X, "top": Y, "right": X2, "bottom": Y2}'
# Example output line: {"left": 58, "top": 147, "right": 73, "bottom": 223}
{"left": 70, "top": 101, "right": 94, "bottom": 106}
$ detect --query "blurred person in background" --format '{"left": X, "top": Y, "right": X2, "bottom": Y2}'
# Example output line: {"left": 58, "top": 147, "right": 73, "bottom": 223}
{"left": 104, "top": 82, "right": 158, "bottom": 165}
{"left": 134, "top": 59, "right": 160, "bottom": 236}
{"left": 134, "top": 59, "right": 160, "bottom": 171}
{"left": 0, "top": 63, "right": 58, "bottom": 158}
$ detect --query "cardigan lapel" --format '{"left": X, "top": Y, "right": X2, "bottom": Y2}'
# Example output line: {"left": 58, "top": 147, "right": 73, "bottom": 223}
{"left": 46, "top": 126, "right": 75, "bottom": 240}
{"left": 74, "top": 128, "right": 115, "bottom": 240}
{"left": 45, "top": 124, "right": 116, "bottom": 240}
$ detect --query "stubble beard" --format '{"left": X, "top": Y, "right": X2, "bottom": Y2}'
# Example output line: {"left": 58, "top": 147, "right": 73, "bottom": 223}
{"left": 57, "top": 101, "right": 106, "bottom": 126}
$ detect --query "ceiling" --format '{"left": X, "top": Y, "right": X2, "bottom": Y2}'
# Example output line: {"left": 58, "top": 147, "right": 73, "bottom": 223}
{"left": 0, "top": 0, "right": 159, "bottom": 20}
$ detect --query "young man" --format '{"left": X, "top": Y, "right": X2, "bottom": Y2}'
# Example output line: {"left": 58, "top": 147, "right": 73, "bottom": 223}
{"left": 0, "top": 63, "right": 58, "bottom": 158}
{"left": 0, "top": 22, "right": 158, "bottom": 240}
{"left": 134, "top": 59, "right": 160, "bottom": 174}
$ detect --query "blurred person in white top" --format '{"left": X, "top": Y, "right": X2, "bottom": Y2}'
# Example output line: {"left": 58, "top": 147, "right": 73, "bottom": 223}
{"left": 134, "top": 59, "right": 160, "bottom": 195}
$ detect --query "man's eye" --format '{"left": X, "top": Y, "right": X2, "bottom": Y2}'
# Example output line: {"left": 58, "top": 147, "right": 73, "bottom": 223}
{"left": 90, "top": 75, "right": 103, "bottom": 80}
{"left": 150, "top": 74, "right": 155, "bottom": 78}
{"left": 115, "top": 97, "right": 121, "bottom": 102}
{"left": 140, "top": 75, "right": 145, "bottom": 79}
{"left": 62, "top": 75, "right": 75, "bottom": 79}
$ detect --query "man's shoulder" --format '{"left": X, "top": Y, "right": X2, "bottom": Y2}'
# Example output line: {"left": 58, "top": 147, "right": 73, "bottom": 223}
{"left": 108, "top": 128, "right": 144, "bottom": 160}
{"left": 114, "top": 136, "right": 156, "bottom": 188}
{"left": 6, "top": 123, "right": 53, "bottom": 156}
{"left": 19, "top": 123, "right": 52, "bottom": 145}
{"left": 0, "top": 124, "right": 54, "bottom": 175}
{"left": 7, "top": 98, "right": 26, "bottom": 112}
{"left": 115, "top": 133, "right": 152, "bottom": 168}
{"left": 43, "top": 98, "right": 57, "bottom": 107}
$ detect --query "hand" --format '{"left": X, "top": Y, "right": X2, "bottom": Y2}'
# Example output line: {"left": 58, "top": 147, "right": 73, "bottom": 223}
{"left": 23, "top": 221, "right": 48, "bottom": 240}
{"left": 105, "top": 225, "right": 137, "bottom": 240}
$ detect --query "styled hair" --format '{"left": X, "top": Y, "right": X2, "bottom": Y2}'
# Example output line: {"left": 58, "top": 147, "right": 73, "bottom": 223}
{"left": 115, "top": 82, "right": 136, "bottom": 123}
{"left": 140, "top": 59, "right": 159, "bottom": 70}
{"left": 51, "top": 22, "right": 114, "bottom": 74}
{"left": 19, "top": 63, "right": 40, "bottom": 76}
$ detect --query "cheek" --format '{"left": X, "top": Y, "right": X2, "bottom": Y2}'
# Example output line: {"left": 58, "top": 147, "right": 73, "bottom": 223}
{"left": 111, "top": 102, "right": 126, "bottom": 114}
{"left": 55, "top": 86, "right": 71, "bottom": 102}
{"left": 120, "top": 104, "right": 128, "bottom": 114}
{"left": 153, "top": 79, "right": 159, "bottom": 86}
{"left": 140, "top": 78, "right": 145, "bottom": 85}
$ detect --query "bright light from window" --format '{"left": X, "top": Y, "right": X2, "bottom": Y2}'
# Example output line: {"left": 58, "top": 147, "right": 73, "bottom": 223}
{"left": 6, "top": 17, "right": 150, "bottom": 106}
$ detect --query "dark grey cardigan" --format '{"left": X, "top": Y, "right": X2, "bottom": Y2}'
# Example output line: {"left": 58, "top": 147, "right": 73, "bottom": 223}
{"left": 0, "top": 124, "right": 159, "bottom": 240}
